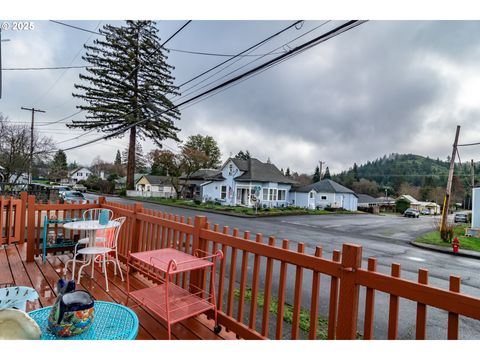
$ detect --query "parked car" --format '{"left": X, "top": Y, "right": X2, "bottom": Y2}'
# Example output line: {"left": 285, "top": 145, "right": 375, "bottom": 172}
{"left": 60, "top": 191, "right": 87, "bottom": 204}
{"left": 404, "top": 208, "right": 420, "bottom": 218}
{"left": 420, "top": 209, "right": 431, "bottom": 215}
{"left": 73, "top": 184, "right": 87, "bottom": 193}
{"left": 454, "top": 213, "right": 469, "bottom": 223}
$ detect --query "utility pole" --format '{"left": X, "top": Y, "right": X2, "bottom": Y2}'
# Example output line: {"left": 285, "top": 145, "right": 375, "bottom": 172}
{"left": 319, "top": 161, "right": 325, "bottom": 180}
{"left": 471, "top": 159, "right": 475, "bottom": 210}
{"left": 21, "top": 107, "right": 46, "bottom": 184}
{"left": 440, "top": 125, "right": 461, "bottom": 233}
{"left": 0, "top": 29, "right": 11, "bottom": 99}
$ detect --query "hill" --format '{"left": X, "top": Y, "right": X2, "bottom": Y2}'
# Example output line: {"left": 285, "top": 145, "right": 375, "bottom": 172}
{"left": 332, "top": 153, "right": 472, "bottom": 202}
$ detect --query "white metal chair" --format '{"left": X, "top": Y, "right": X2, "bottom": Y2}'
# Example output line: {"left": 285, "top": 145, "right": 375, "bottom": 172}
{"left": 71, "top": 217, "right": 126, "bottom": 292}
{"left": 64, "top": 208, "right": 114, "bottom": 270}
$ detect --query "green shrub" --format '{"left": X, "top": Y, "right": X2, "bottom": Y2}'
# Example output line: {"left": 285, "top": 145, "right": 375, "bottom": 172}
{"left": 118, "top": 188, "right": 126, "bottom": 196}
{"left": 193, "top": 199, "right": 201, "bottom": 205}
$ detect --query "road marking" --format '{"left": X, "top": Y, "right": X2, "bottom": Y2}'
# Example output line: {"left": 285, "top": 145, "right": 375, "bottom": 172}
{"left": 406, "top": 256, "right": 426, "bottom": 262}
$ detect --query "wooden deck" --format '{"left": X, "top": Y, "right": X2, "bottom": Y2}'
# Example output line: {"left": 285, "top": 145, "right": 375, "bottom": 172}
{"left": 0, "top": 243, "right": 236, "bottom": 340}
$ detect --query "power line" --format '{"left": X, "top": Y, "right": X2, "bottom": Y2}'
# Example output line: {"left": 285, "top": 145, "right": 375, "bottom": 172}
{"left": 55, "top": 20, "right": 366, "bottom": 154}
{"left": 161, "top": 20, "right": 191, "bottom": 47}
{"left": 2, "top": 65, "right": 89, "bottom": 71}
{"left": 37, "top": 110, "right": 84, "bottom": 127}
{"left": 167, "top": 48, "right": 286, "bottom": 57}
{"left": 177, "top": 20, "right": 303, "bottom": 89}
{"left": 176, "top": 20, "right": 331, "bottom": 103}
{"left": 50, "top": 20, "right": 101, "bottom": 35}
{"left": 458, "top": 141, "right": 480, "bottom": 147}
{"left": 46, "top": 21, "right": 296, "bottom": 142}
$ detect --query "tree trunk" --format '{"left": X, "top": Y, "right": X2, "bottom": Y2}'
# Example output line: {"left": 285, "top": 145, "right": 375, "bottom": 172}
{"left": 126, "top": 126, "right": 136, "bottom": 190}
{"left": 126, "top": 26, "right": 141, "bottom": 191}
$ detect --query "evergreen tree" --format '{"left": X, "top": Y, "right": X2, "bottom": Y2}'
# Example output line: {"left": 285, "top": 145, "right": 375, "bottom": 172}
{"left": 114, "top": 150, "right": 122, "bottom": 166}
{"left": 313, "top": 165, "right": 320, "bottom": 183}
{"left": 280, "top": 168, "right": 284, "bottom": 175}
{"left": 49, "top": 150, "right": 68, "bottom": 181}
{"left": 324, "top": 166, "right": 331, "bottom": 179}
{"left": 353, "top": 163, "right": 359, "bottom": 181}
{"left": 235, "top": 150, "right": 251, "bottom": 160}
{"left": 285, "top": 167, "right": 291, "bottom": 177}
{"left": 68, "top": 21, "right": 180, "bottom": 190}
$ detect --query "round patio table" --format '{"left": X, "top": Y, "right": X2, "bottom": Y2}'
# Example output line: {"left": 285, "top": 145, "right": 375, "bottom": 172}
{"left": 28, "top": 301, "right": 138, "bottom": 340}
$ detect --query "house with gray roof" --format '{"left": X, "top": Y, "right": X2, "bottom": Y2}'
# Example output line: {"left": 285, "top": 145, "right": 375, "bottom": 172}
{"left": 290, "top": 179, "right": 358, "bottom": 211}
{"left": 200, "top": 158, "right": 296, "bottom": 207}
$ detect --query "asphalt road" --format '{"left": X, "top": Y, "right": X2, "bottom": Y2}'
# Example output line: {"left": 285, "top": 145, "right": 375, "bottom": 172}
{"left": 87, "top": 194, "right": 480, "bottom": 339}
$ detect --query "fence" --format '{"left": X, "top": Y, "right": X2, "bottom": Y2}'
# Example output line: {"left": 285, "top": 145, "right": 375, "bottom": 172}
{"left": 126, "top": 190, "right": 175, "bottom": 198}
{"left": 18, "top": 194, "right": 480, "bottom": 339}
{"left": 0, "top": 195, "right": 25, "bottom": 245}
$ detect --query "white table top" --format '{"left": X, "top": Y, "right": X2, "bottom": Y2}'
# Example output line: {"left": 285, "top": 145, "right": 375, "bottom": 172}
{"left": 63, "top": 220, "right": 120, "bottom": 231}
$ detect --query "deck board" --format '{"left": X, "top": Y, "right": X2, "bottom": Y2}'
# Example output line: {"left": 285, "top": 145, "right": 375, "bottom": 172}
{"left": 5, "top": 243, "right": 233, "bottom": 340}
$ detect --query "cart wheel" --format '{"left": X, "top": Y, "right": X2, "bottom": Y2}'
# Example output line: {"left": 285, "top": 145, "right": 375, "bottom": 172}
{"left": 214, "top": 325, "right": 222, "bottom": 334}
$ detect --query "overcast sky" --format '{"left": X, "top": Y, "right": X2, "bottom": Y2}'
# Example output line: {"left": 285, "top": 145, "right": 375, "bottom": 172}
{"left": 2, "top": 20, "right": 480, "bottom": 175}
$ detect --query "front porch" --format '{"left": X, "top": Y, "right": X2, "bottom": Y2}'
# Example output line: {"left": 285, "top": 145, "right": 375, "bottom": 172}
{"left": 1, "top": 243, "right": 236, "bottom": 340}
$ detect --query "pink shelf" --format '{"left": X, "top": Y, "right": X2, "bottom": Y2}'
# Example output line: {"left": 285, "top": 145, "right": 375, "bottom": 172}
{"left": 130, "top": 248, "right": 213, "bottom": 274}
{"left": 129, "top": 283, "right": 214, "bottom": 324}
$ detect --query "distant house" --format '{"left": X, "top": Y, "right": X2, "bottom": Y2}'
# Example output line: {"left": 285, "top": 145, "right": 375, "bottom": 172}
{"left": 131, "top": 175, "right": 176, "bottom": 198}
{"left": 396, "top": 195, "right": 440, "bottom": 214}
{"left": 290, "top": 179, "right": 358, "bottom": 211}
{"left": 115, "top": 174, "right": 145, "bottom": 190}
{"left": 357, "top": 194, "right": 380, "bottom": 207}
{"left": 180, "top": 169, "right": 225, "bottom": 199}
{"left": 69, "top": 167, "right": 92, "bottom": 183}
{"left": 199, "top": 158, "right": 296, "bottom": 207}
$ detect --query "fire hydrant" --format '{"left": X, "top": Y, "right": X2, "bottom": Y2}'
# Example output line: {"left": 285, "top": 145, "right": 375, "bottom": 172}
{"left": 452, "top": 237, "right": 460, "bottom": 254}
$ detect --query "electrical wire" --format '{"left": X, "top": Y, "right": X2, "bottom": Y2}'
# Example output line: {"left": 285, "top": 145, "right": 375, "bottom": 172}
{"left": 167, "top": 48, "right": 286, "bottom": 57}
{"left": 53, "top": 20, "right": 366, "bottom": 154}
{"left": 2, "top": 65, "right": 89, "bottom": 71}
{"left": 50, "top": 20, "right": 101, "bottom": 35}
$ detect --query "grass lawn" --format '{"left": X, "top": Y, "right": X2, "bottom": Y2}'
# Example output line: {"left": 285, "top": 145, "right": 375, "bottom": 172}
{"left": 416, "top": 224, "right": 480, "bottom": 252}
{"left": 127, "top": 196, "right": 360, "bottom": 217}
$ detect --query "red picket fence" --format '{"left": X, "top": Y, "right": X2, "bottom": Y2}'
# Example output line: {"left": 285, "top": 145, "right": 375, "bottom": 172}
{"left": 21, "top": 194, "right": 480, "bottom": 340}
{"left": 0, "top": 195, "right": 25, "bottom": 245}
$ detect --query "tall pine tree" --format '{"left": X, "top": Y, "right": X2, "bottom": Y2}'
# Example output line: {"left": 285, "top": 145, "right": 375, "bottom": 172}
{"left": 323, "top": 166, "right": 331, "bottom": 179}
{"left": 313, "top": 165, "right": 321, "bottom": 183}
{"left": 69, "top": 21, "right": 180, "bottom": 189}
{"left": 49, "top": 150, "right": 68, "bottom": 181}
{"left": 114, "top": 150, "right": 122, "bottom": 165}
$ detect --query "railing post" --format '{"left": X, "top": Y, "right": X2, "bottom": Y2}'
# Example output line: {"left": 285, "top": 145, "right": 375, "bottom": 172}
{"left": 336, "top": 243, "right": 362, "bottom": 339}
{"left": 26, "top": 195, "right": 37, "bottom": 262}
{"left": 98, "top": 196, "right": 106, "bottom": 207}
{"left": 130, "top": 202, "right": 143, "bottom": 255}
{"left": 190, "top": 215, "right": 208, "bottom": 292}
{"left": 19, "top": 192, "right": 28, "bottom": 244}
{"left": 6, "top": 196, "right": 13, "bottom": 244}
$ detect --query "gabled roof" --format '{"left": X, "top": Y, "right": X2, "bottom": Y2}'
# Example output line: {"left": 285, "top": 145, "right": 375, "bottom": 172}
{"left": 180, "top": 169, "right": 224, "bottom": 181}
{"left": 357, "top": 194, "right": 379, "bottom": 204}
{"left": 136, "top": 175, "right": 171, "bottom": 185}
{"left": 397, "top": 195, "right": 420, "bottom": 204}
{"left": 116, "top": 173, "right": 145, "bottom": 185}
{"left": 230, "top": 158, "right": 296, "bottom": 184}
{"left": 293, "top": 179, "right": 356, "bottom": 195}
{"left": 69, "top": 167, "right": 91, "bottom": 176}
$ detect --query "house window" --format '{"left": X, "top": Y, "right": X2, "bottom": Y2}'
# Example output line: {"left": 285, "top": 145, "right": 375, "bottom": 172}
{"left": 278, "top": 190, "right": 286, "bottom": 201}
{"left": 263, "top": 188, "right": 268, "bottom": 200}
{"left": 310, "top": 192, "right": 315, "bottom": 199}
{"left": 269, "top": 189, "right": 277, "bottom": 201}
{"left": 229, "top": 164, "right": 233, "bottom": 175}
{"left": 221, "top": 185, "right": 227, "bottom": 199}
{"left": 321, "top": 195, "right": 327, "bottom": 200}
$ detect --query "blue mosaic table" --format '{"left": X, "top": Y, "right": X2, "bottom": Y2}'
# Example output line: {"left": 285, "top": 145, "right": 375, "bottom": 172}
{"left": 28, "top": 300, "right": 139, "bottom": 340}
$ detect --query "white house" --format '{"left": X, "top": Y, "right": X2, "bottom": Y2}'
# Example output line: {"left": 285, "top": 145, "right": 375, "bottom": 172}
{"left": 128, "top": 175, "right": 176, "bottom": 198}
{"left": 69, "top": 167, "right": 92, "bottom": 183}
{"left": 199, "top": 158, "right": 296, "bottom": 208}
{"left": 290, "top": 179, "right": 358, "bottom": 211}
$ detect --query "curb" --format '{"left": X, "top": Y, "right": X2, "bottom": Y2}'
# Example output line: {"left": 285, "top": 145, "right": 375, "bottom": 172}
{"left": 410, "top": 240, "right": 480, "bottom": 260}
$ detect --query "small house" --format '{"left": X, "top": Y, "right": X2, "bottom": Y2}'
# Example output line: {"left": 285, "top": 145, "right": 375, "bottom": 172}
{"left": 69, "top": 167, "right": 92, "bottom": 183}
{"left": 290, "top": 179, "right": 358, "bottom": 211}
{"left": 133, "top": 175, "right": 176, "bottom": 198}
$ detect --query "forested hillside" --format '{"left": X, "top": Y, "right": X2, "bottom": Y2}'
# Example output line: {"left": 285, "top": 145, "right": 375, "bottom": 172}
{"left": 333, "top": 153, "right": 474, "bottom": 204}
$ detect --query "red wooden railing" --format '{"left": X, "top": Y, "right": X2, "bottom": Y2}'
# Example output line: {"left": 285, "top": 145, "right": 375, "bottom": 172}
{"left": 0, "top": 195, "right": 25, "bottom": 245}
{"left": 17, "top": 193, "right": 480, "bottom": 339}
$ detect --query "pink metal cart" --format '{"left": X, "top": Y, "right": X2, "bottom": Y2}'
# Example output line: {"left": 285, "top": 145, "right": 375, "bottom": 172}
{"left": 125, "top": 248, "right": 223, "bottom": 339}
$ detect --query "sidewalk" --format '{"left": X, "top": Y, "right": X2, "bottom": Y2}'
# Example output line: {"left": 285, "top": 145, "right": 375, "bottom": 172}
{"left": 410, "top": 240, "right": 480, "bottom": 260}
